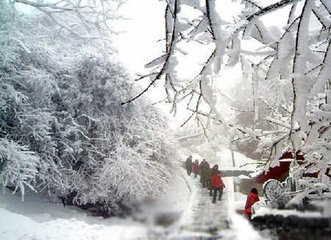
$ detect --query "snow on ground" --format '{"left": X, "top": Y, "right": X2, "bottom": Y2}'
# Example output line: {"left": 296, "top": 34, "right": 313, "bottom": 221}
{"left": 0, "top": 150, "right": 267, "bottom": 240}
{"left": 0, "top": 166, "right": 194, "bottom": 240}
{"left": 216, "top": 148, "right": 260, "bottom": 171}
{"left": 225, "top": 177, "right": 267, "bottom": 240}
{"left": 0, "top": 190, "right": 148, "bottom": 240}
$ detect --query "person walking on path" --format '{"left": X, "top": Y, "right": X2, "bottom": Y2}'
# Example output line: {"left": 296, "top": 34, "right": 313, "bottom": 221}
{"left": 199, "top": 159, "right": 209, "bottom": 188}
{"left": 185, "top": 155, "right": 193, "bottom": 176}
{"left": 193, "top": 159, "right": 199, "bottom": 178}
{"left": 206, "top": 163, "right": 212, "bottom": 192}
{"left": 210, "top": 164, "right": 219, "bottom": 196}
{"left": 211, "top": 170, "right": 225, "bottom": 203}
{"left": 211, "top": 164, "right": 219, "bottom": 175}
{"left": 244, "top": 188, "right": 260, "bottom": 219}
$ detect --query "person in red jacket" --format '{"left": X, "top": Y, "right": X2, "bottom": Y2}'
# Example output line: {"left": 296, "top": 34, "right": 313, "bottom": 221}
{"left": 192, "top": 159, "right": 199, "bottom": 178}
{"left": 211, "top": 170, "right": 225, "bottom": 203}
{"left": 244, "top": 188, "right": 260, "bottom": 219}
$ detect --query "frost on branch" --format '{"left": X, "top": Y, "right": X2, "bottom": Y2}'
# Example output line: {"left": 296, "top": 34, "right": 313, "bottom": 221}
{"left": 132, "top": 0, "right": 331, "bottom": 173}
{"left": 0, "top": 1, "right": 175, "bottom": 216}
{"left": 12, "top": 0, "right": 123, "bottom": 38}
{"left": 0, "top": 139, "right": 40, "bottom": 199}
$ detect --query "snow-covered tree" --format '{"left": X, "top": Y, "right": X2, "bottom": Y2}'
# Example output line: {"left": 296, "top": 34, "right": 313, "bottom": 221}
{"left": 0, "top": 0, "right": 176, "bottom": 215}
{"left": 123, "top": 0, "right": 330, "bottom": 180}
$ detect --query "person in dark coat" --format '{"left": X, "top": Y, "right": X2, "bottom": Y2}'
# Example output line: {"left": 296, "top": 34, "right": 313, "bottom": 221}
{"left": 199, "top": 159, "right": 209, "bottom": 188}
{"left": 192, "top": 159, "right": 199, "bottom": 178}
{"left": 185, "top": 155, "right": 193, "bottom": 176}
{"left": 244, "top": 188, "right": 260, "bottom": 219}
{"left": 210, "top": 170, "right": 225, "bottom": 203}
{"left": 206, "top": 164, "right": 212, "bottom": 191}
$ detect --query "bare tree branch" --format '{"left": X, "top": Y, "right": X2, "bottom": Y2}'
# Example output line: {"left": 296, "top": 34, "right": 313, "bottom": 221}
{"left": 205, "top": 0, "right": 216, "bottom": 40}
{"left": 243, "top": 0, "right": 263, "bottom": 10}
{"left": 121, "top": 0, "right": 180, "bottom": 105}
{"left": 289, "top": 0, "right": 312, "bottom": 147}
{"left": 246, "top": 0, "right": 301, "bottom": 22}
{"left": 14, "top": 0, "right": 91, "bottom": 12}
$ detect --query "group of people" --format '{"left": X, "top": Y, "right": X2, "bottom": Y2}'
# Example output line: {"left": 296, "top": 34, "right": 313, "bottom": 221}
{"left": 185, "top": 155, "right": 260, "bottom": 219}
{"left": 185, "top": 156, "right": 225, "bottom": 204}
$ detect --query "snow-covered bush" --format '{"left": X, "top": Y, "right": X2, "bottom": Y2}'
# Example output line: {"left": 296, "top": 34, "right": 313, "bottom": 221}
{"left": 0, "top": 0, "right": 175, "bottom": 216}
{"left": 0, "top": 139, "right": 40, "bottom": 198}
{"left": 49, "top": 55, "right": 174, "bottom": 212}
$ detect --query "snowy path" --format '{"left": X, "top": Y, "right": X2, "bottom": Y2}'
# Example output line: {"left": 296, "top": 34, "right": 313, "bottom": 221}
{"left": 147, "top": 172, "right": 238, "bottom": 240}
{"left": 0, "top": 165, "right": 265, "bottom": 240}
{"left": 182, "top": 178, "right": 231, "bottom": 234}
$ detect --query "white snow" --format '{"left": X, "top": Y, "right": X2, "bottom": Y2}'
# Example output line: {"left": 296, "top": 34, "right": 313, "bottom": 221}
{"left": 216, "top": 148, "right": 261, "bottom": 171}
{"left": 0, "top": 150, "right": 266, "bottom": 240}
{"left": 254, "top": 205, "right": 323, "bottom": 219}
{"left": 2, "top": 147, "right": 329, "bottom": 239}
{"left": 226, "top": 177, "right": 267, "bottom": 240}
{"left": 231, "top": 212, "right": 268, "bottom": 240}
{"left": 0, "top": 191, "right": 147, "bottom": 240}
